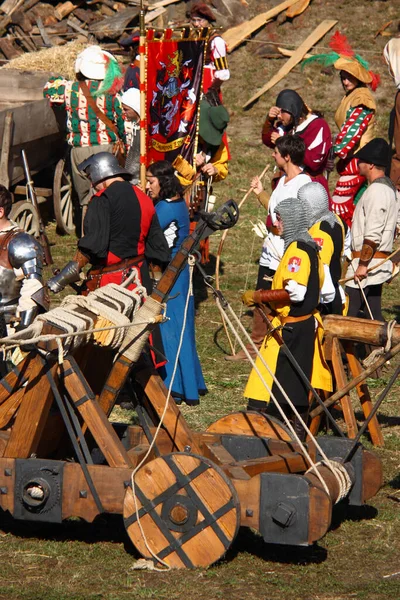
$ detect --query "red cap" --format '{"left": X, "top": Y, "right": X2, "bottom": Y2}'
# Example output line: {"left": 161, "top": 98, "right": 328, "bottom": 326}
{"left": 190, "top": 2, "right": 216, "bottom": 22}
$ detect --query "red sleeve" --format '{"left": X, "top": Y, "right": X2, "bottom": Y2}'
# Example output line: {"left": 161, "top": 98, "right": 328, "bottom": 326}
{"left": 261, "top": 116, "right": 279, "bottom": 148}
{"left": 301, "top": 118, "right": 332, "bottom": 175}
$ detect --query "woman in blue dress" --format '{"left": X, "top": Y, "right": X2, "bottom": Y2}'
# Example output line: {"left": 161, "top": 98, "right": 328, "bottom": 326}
{"left": 146, "top": 160, "right": 207, "bottom": 405}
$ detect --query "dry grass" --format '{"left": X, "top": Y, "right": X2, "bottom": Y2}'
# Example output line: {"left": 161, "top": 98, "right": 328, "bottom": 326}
{"left": 2, "top": 41, "right": 91, "bottom": 79}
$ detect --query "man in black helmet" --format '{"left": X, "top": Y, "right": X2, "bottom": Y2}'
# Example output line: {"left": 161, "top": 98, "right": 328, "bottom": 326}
{"left": 47, "top": 152, "right": 170, "bottom": 298}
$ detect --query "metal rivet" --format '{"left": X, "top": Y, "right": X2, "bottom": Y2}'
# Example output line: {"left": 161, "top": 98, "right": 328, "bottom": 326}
{"left": 0, "top": 487, "right": 7, "bottom": 495}
{"left": 4, "top": 469, "right": 11, "bottom": 477}
{"left": 79, "top": 490, "right": 87, "bottom": 498}
{"left": 124, "top": 481, "right": 130, "bottom": 489}
{"left": 184, "top": 445, "right": 191, "bottom": 453}
{"left": 246, "top": 509, "right": 253, "bottom": 517}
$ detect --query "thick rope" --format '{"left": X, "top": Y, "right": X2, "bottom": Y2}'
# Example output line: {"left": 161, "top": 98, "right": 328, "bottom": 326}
{"left": 130, "top": 256, "right": 196, "bottom": 570}
{"left": 363, "top": 319, "right": 397, "bottom": 368}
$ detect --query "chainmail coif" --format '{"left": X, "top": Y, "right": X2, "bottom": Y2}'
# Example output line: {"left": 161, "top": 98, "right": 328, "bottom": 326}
{"left": 297, "top": 181, "right": 337, "bottom": 229}
{"left": 274, "top": 197, "right": 317, "bottom": 251}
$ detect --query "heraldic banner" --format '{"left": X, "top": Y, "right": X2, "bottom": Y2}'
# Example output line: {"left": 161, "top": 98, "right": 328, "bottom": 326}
{"left": 145, "top": 29, "right": 207, "bottom": 169}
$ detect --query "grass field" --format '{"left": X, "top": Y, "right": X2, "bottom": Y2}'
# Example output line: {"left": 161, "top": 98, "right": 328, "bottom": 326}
{"left": 1, "top": 1, "right": 400, "bottom": 598}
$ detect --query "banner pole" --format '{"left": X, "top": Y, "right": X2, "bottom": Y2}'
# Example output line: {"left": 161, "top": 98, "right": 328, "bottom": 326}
{"left": 139, "top": 0, "right": 146, "bottom": 190}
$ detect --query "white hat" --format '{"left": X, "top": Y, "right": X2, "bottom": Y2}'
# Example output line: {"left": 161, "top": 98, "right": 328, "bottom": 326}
{"left": 75, "top": 45, "right": 116, "bottom": 80}
{"left": 121, "top": 87, "right": 141, "bottom": 115}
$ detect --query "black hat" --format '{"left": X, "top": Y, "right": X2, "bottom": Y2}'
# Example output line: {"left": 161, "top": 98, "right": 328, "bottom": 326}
{"left": 354, "top": 138, "right": 391, "bottom": 168}
{"left": 275, "top": 89, "right": 305, "bottom": 120}
{"left": 119, "top": 31, "right": 140, "bottom": 47}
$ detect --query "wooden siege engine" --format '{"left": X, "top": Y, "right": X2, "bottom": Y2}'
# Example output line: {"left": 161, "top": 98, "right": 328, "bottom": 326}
{"left": 0, "top": 201, "right": 383, "bottom": 569}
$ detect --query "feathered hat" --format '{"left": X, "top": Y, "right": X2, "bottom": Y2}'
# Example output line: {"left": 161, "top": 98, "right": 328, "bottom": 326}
{"left": 302, "top": 31, "right": 380, "bottom": 91}
{"left": 75, "top": 45, "right": 123, "bottom": 97}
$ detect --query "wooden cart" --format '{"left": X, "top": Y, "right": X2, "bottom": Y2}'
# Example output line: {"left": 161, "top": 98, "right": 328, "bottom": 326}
{"left": 0, "top": 69, "right": 75, "bottom": 235}
{"left": 0, "top": 203, "right": 383, "bottom": 569}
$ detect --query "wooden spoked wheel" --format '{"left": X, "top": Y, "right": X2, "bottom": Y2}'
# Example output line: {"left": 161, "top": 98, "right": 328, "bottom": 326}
{"left": 123, "top": 453, "right": 240, "bottom": 569}
{"left": 206, "top": 410, "right": 294, "bottom": 442}
{"left": 53, "top": 157, "right": 74, "bottom": 235}
{"left": 10, "top": 201, "right": 40, "bottom": 238}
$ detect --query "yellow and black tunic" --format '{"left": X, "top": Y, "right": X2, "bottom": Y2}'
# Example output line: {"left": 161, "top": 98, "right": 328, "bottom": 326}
{"left": 309, "top": 214, "right": 346, "bottom": 314}
{"left": 244, "top": 240, "right": 332, "bottom": 407}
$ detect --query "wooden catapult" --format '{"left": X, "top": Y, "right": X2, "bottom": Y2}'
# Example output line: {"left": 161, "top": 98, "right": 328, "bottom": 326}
{"left": 0, "top": 201, "right": 385, "bottom": 568}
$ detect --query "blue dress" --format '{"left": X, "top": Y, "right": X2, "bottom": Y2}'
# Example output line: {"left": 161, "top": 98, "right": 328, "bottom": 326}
{"left": 155, "top": 197, "right": 207, "bottom": 405}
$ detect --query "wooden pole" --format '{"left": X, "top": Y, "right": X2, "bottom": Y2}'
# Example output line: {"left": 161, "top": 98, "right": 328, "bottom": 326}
{"left": 242, "top": 19, "right": 338, "bottom": 109}
{"left": 139, "top": 0, "right": 147, "bottom": 190}
{"left": 310, "top": 341, "right": 400, "bottom": 419}
{"left": 0, "top": 111, "right": 13, "bottom": 189}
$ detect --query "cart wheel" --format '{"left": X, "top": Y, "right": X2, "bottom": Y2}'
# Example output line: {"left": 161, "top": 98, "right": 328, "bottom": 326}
{"left": 53, "top": 157, "right": 74, "bottom": 235}
{"left": 10, "top": 201, "right": 40, "bottom": 238}
{"left": 206, "top": 410, "right": 295, "bottom": 442}
{"left": 124, "top": 452, "right": 240, "bottom": 569}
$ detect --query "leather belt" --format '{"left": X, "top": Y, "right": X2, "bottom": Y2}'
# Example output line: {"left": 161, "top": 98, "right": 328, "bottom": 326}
{"left": 352, "top": 250, "right": 390, "bottom": 259}
{"left": 88, "top": 255, "right": 145, "bottom": 278}
{"left": 281, "top": 313, "right": 313, "bottom": 325}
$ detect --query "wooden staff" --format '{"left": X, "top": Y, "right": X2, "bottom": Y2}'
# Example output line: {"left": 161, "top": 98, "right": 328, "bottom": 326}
{"left": 139, "top": 0, "right": 147, "bottom": 190}
{"left": 339, "top": 247, "right": 400, "bottom": 285}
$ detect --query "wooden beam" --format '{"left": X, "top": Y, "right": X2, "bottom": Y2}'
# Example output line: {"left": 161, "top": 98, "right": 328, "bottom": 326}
{"left": 278, "top": 46, "right": 312, "bottom": 59}
{"left": 0, "top": 111, "right": 13, "bottom": 189}
{"left": 222, "top": 0, "right": 301, "bottom": 53}
{"left": 286, "top": 0, "right": 311, "bottom": 18}
{"left": 242, "top": 19, "right": 337, "bottom": 109}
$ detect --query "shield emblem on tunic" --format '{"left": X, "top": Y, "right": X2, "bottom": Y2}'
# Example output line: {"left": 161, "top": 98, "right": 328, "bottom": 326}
{"left": 287, "top": 257, "right": 301, "bottom": 273}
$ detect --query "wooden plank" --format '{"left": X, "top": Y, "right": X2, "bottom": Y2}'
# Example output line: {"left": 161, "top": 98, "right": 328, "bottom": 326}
{"left": 0, "top": 38, "right": 24, "bottom": 59}
{"left": 278, "top": 46, "right": 312, "bottom": 59}
{"left": 4, "top": 356, "right": 56, "bottom": 458}
{"left": 145, "top": 7, "right": 166, "bottom": 23}
{"left": 36, "top": 16, "right": 53, "bottom": 46}
{"left": 98, "top": 357, "right": 132, "bottom": 416}
{"left": 343, "top": 341, "right": 384, "bottom": 447}
{"left": 235, "top": 452, "right": 309, "bottom": 477}
{"left": 135, "top": 368, "right": 202, "bottom": 454}
{"left": 242, "top": 19, "right": 338, "bottom": 109}
{"left": 151, "top": 0, "right": 180, "bottom": 9}
{"left": 62, "top": 462, "right": 132, "bottom": 521}
{"left": 0, "top": 457, "right": 15, "bottom": 513}
{"left": 61, "top": 358, "right": 133, "bottom": 468}
{"left": 0, "top": 387, "right": 25, "bottom": 429}
{"left": 222, "top": 0, "right": 300, "bottom": 53}
{"left": 0, "top": 111, "right": 13, "bottom": 188}
{"left": 331, "top": 337, "right": 358, "bottom": 439}
{"left": 286, "top": 0, "right": 311, "bottom": 18}
{"left": 0, "top": 0, "right": 22, "bottom": 15}
{"left": 54, "top": 1, "right": 81, "bottom": 20}
{"left": 0, "top": 357, "right": 31, "bottom": 405}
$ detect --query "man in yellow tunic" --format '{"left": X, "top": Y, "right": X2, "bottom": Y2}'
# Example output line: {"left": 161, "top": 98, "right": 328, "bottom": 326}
{"left": 242, "top": 197, "right": 332, "bottom": 439}
{"left": 298, "top": 181, "right": 348, "bottom": 315}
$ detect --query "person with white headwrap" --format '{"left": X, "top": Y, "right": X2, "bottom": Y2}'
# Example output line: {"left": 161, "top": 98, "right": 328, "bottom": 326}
{"left": 298, "top": 181, "right": 348, "bottom": 314}
{"left": 120, "top": 87, "right": 141, "bottom": 184}
{"left": 242, "top": 197, "right": 332, "bottom": 440}
{"left": 384, "top": 38, "right": 400, "bottom": 190}
{"left": 43, "top": 45, "right": 125, "bottom": 224}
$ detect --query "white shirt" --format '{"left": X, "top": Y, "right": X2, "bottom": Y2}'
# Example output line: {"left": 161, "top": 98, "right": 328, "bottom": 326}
{"left": 259, "top": 173, "right": 311, "bottom": 271}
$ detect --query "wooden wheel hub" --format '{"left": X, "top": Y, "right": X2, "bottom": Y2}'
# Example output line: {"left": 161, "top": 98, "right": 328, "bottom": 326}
{"left": 123, "top": 453, "right": 240, "bottom": 568}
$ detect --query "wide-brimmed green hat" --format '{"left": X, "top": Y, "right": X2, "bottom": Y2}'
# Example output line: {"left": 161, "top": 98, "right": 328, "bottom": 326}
{"left": 199, "top": 99, "right": 229, "bottom": 147}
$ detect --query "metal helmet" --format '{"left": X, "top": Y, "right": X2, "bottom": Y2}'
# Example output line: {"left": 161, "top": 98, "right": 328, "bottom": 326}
{"left": 8, "top": 232, "right": 44, "bottom": 276}
{"left": 297, "top": 181, "right": 337, "bottom": 229}
{"left": 78, "top": 152, "right": 131, "bottom": 185}
{"left": 274, "top": 197, "right": 314, "bottom": 251}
